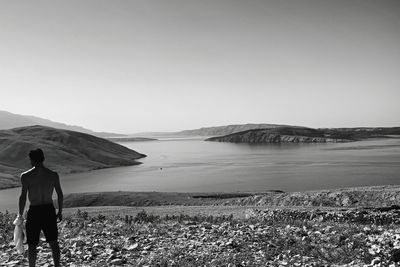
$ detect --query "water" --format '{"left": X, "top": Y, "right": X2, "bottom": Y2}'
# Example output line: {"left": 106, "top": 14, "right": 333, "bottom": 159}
{"left": 1, "top": 137, "right": 400, "bottom": 211}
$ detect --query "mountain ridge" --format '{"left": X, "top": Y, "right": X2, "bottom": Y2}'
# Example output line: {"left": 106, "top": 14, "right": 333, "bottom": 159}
{"left": 0, "top": 110, "right": 124, "bottom": 137}
{"left": 176, "top": 123, "right": 291, "bottom": 136}
{"left": 130, "top": 123, "right": 293, "bottom": 137}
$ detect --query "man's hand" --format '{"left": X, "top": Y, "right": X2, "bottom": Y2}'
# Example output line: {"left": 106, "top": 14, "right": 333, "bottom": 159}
{"left": 13, "top": 215, "right": 24, "bottom": 226}
{"left": 57, "top": 211, "right": 62, "bottom": 223}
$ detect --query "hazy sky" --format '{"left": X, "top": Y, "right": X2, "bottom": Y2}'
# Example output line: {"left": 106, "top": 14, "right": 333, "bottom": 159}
{"left": 1, "top": 0, "right": 399, "bottom": 133}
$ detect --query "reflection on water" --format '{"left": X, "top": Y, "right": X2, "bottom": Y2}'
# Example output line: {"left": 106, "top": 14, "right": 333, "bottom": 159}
{"left": 1, "top": 138, "right": 400, "bottom": 211}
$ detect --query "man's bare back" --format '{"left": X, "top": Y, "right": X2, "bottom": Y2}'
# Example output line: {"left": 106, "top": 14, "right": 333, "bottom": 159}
{"left": 19, "top": 148, "right": 63, "bottom": 267}
{"left": 21, "top": 166, "right": 60, "bottom": 206}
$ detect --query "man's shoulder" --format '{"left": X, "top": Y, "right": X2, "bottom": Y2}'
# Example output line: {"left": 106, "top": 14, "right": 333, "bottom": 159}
{"left": 20, "top": 167, "right": 35, "bottom": 177}
{"left": 20, "top": 167, "right": 35, "bottom": 184}
{"left": 45, "top": 168, "right": 59, "bottom": 177}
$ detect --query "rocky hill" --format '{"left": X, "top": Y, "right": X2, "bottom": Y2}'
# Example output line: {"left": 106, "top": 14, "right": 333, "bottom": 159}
{"left": 206, "top": 127, "right": 352, "bottom": 143}
{"left": 0, "top": 125, "right": 145, "bottom": 189}
{"left": 322, "top": 127, "right": 400, "bottom": 140}
{"left": 205, "top": 126, "right": 400, "bottom": 143}
{"left": 0, "top": 110, "right": 124, "bottom": 137}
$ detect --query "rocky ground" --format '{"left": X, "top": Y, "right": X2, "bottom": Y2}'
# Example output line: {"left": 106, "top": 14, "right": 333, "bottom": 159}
{"left": 2, "top": 206, "right": 400, "bottom": 266}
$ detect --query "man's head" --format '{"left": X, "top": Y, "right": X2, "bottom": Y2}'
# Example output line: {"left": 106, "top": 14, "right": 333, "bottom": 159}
{"left": 29, "top": 149, "right": 45, "bottom": 166}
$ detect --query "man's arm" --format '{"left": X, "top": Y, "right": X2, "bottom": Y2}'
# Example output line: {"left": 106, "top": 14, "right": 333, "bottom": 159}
{"left": 19, "top": 175, "right": 28, "bottom": 216}
{"left": 54, "top": 173, "right": 63, "bottom": 220}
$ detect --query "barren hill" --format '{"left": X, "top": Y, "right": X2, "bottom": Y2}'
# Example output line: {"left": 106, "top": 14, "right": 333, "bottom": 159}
{"left": 206, "top": 127, "right": 351, "bottom": 143}
{"left": 0, "top": 125, "right": 145, "bottom": 189}
{"left": 206, "top": 126, "right": 400, "bottom": 143}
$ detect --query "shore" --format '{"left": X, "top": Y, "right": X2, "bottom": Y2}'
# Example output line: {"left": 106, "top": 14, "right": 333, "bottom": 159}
{"left": 62, "top": 185, "right": 400, "bottom": 210}
{"left": 2, "top": 185, "right": 400, "bottom": 214}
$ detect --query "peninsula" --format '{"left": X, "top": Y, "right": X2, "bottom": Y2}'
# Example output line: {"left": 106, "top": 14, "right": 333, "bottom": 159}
{"left": 206, "top": 126, "right": 400, "bottom": 143}
{"left": 0, "top": 125, "right": 146, "bottom": 190}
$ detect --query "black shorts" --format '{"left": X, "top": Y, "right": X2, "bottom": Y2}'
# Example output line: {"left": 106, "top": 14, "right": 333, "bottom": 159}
{"left": 26, "top": 204, "right": 58, "bottom": 245}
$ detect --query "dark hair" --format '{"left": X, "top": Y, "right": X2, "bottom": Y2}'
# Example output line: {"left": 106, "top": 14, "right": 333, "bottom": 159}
{"left": 29, "top": 149, "right": 45, "bottom": 163}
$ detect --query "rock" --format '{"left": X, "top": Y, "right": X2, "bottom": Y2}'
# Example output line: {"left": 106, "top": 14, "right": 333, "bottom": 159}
{"left": 110, "top": 258, "right": 124, "bottom": 265}
{"left": 5, "top": 260, "right": 20, "bottom": 266}
{"left": 127, "top": 243, "right": 138, "bottom": 251}
{"left": 72, "top": 239, "right": 85, "bottom": 247}
{"left": 371, "top": 257, "right": 381, "bottom": 265}
{"left": 390, "top": 249, "right": 400, "bottom": 262}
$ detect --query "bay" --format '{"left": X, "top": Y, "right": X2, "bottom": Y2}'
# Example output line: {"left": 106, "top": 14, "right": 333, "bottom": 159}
{"left": 1, "top": 137, "right": 399, "bottom": 212}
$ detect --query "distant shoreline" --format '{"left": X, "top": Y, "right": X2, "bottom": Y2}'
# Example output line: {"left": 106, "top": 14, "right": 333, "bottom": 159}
{"left": 106, "top": 137, "right": 158, "bottom": 142}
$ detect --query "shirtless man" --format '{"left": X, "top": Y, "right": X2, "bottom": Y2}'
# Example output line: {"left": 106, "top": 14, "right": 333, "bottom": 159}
{"left": 19, "top": 148, "right": 63, "bottom": 267}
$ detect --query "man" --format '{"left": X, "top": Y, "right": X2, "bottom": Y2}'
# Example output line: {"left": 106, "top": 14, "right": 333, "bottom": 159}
{"left": 19, "top": 148, "right": 63, "bottom": 267}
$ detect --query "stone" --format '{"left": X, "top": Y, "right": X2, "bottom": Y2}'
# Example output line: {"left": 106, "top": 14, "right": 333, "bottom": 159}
{"left": 390, "top": 249, "right": 400, "bottom": 262}
{"left": 127, "top": 243, "right": 138, "bottom": 250}
{"left": 110, "top": 258, "right": 124, "bottom": 265}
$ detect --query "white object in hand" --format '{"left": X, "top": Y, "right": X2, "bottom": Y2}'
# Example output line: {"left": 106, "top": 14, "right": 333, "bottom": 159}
{"left": 13, "top": 215, "right": 25, "bottom": 254}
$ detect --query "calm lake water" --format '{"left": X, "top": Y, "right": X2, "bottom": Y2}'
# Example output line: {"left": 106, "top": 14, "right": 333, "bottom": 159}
{"left": 1, "top": 137, "right": 400, "bottom": 212}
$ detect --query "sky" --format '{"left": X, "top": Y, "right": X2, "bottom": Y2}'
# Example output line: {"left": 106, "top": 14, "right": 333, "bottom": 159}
{"left": 1, "top": 0, "right": 399, "bottom": 134}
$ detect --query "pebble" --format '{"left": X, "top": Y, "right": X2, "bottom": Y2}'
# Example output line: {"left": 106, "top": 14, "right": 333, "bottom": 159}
{"left": 127, "top": 243, "right": 138, "bottom": 250}
{"left": 110, "top": 258, "right": 124, "bottom": 265}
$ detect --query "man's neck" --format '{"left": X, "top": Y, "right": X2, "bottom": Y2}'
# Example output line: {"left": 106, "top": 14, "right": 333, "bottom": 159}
{"left": 33, "top": 163, "right": 44, "bottom": 168}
